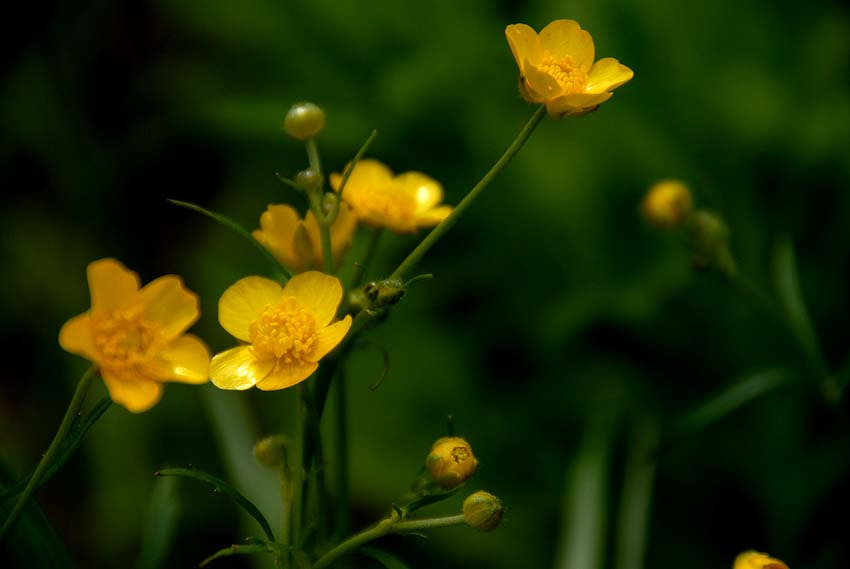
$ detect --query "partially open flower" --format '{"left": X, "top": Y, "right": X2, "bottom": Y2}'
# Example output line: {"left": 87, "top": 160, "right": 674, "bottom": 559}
{"left": 252, "top": 203, "right": 357, "bottom": 272}
{"left": 210, "top": 271, "right": 352, "bottom": 391}
{"left": 642, "top": 180, "right": 693, "bottom": 229}
{"left": 733, "top": 551, "right": 789, "bottom": 569}
{"left": 463, "top": 491, "right": 504, "bottom": 531}
{"left": 426, "top": 436, "right": 478, "bottom": 489}
{"left": 505, "top": 19, "right": 634, "bottom": 117}
{"left": 59, "top": 259, "right": 210, "bottom": 413}
{"left": 330, "top": 159, "right": 451, "bottom": 234}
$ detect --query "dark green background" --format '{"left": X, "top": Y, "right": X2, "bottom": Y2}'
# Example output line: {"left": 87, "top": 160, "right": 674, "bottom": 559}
{"left": 2, "top": 0, "right": 850, "bottom": 567}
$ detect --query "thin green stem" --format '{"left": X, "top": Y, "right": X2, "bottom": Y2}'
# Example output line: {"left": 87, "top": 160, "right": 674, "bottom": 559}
{"left": 306, "top": 138, "right": 323, "bottom": 178}
{"left": 292, "top": 384, "right": 305, "bottom": 549}
{"left": 349, "top": 227, "right": 383, "bottom": 290}
{"left": 0, "top": 365, "right": 98, "bottom": 540}
{"left": 390, "top": 105, "right": 546, "bottom": 280}
{"left": 336, "top": 129, "right": 378, "bottom": 201}
{"left": 313, "top": 513, "right": 466, "bottom": 569}
{"left": 320, "top": 222, "right": 334, "bottom": 274}
{"left": 333, "top": 373, "right": 349, "bottom": 541}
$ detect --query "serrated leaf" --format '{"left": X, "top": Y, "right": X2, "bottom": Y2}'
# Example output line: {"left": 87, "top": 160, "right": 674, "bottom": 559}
{"left": 155, "top": 467, "right": 275, "bottom": 542}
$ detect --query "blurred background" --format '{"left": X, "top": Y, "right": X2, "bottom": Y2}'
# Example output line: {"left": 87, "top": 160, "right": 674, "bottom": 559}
{"left": 2, "top": 0, "right": 850, "bottom": 567}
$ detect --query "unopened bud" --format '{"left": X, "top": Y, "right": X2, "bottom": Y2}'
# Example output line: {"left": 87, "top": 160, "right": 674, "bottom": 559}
{"left": 254, "top": 435, "right": 288, "bottom": 468}
{"left": 689, "top": 209, "right": 736, "bottom": 275}
{"left": 322, "top": 191, "right": 340, "bottom": 222}
{"left": 426, "top": 436, "right": 478, "bottom": 489}
{"left": 733, "top": 551, "right": 789, "bottom": 569}
{"left": 462, "top": 491, "right": 504, "bottom": 531}
{"left": 642, "top": 180, "right": 693, "bottom": 229}
{"left": 284, "top": 102, "right": 326, "bottom": 140}
{"left": 296, "top": 168, "right": 323, "bottom": 193}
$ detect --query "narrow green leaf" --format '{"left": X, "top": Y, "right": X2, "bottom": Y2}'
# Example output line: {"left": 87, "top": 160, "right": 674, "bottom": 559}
{"left": 1, "top": 396, "right": 112, "bottom": 503}
{"left": 199, "top": 543, "right": 270, "bottom": 567}
{"left": 401, "top": 485, "right": 459, "bottom": 514}
{"left": 0, "top": 461, "right": 73, "bottom": 568}
{"left": 155, "top": 467, "right": 275, "bottom": 542}
{"left": 168, "top": 199, "right": 292, "bottom": 281}
{"left": 673, "top": 368, "right": 793, "bottom": 436}
{"left": 336, "top": 129, "right": 378, "bottom": 200}
{"left": 359, "top": 546, "right": 412, "bottom": 569}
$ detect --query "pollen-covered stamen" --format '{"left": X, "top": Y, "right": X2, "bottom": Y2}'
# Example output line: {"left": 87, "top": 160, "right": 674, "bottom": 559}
{"left": 91, "top": 304, "right": 164, "bottom": 375}
{"left": 249, "top": 297, "right": 318, "bottom": 364}
{"left": 451, "top": 446, "right": 471, "bottom": 464}
{"left": 540, "top": 50, "right": 588, "bottom": 93}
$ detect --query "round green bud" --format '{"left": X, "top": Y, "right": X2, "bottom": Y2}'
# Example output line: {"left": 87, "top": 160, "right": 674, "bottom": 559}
{"left": 321, "top": 191, "right": 340, "bottom": 219}
{"left": 295, "top": 168, "right": 323, "bottom": 192}
{"left": 462, "top": 491, "right": 504, "bottom": 531}
{"left": 284, "top": 102, "right": 326, "bottom": 140}
{"left": 254, "top": 435, "right": 289, "bottom": 467}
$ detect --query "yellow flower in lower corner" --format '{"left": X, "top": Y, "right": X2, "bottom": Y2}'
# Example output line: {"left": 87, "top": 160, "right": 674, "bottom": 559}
{"left": 59, "top": 258, "right": 210, "bottom": 413}
{"left": 505, "top": 19, "right": 634, "bottom": 117}
{"left": 734, "top": 551, "right": 789, "bottom": 569}
{"left": 210, "top": 271, "right": 352, "bottom": 391}
{"left": 330, "top": 159, "right": 452, "bottom": 234}
{"left": 252, "top": 203, "right": 358, "bottom": 272}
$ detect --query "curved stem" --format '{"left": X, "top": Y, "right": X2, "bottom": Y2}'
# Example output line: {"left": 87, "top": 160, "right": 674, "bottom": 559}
{"left": 390, "top": 105, "right": 546, "bottom": 280}
{"left": 0, "top": 365, "right": 98, "bottom": 540}
{"left": 313, "top": 513, "right": 466, "bottom": 569}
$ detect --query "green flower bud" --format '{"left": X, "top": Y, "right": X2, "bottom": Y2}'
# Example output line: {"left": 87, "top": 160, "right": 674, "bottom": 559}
{"left": 296, "top": 168, "right": 323, "bottom": 193}
{"left": 322, "top": 191, "right": 340, "bottom": 222}
{"left": 688, "top": 209, "right": 736, "bottom": 276}
{"left": 462, "top": 491, "right": 504, "bottom": 531}
{"left": 284, "top": 102, "right": 326, "bottom": 140}
{"left": 254, "top": 435, "right": 289, "bottom": 467}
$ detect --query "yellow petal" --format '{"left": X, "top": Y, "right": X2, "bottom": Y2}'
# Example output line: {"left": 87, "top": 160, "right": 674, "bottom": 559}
{"left": 546, "top": 92, "right": 613, "bottom": 117}
{"left": 304, "top": 203, "right": 358, "bottom": 268}
{"left": 209, "top": 346, "right": 275, "bottom": 390}
{"left": 523, "top": 57, "right": 563, "bottom": 99}
{"left": 585, "top": 58, "right": 634, "bottom": 93}
{"left": 218, "top": 276, "right": 284, "bottom": 342}
{"left": 518, "top": 75, "right": 545, "bottom": 103}
{"left": 143, "top": 334, "right": 210, "bottom": 384}
{"left": 415, "top": 205, "right": 452, "bottom": 228}
{"left": 281, "top": 271, "right": 343, "bottom": 327}
{"left": 539, "top": 19, "right": 595, "bottom": 72}
{"left": 254, "top": 204, "right": 301, "bottom": 269}
{"left": 101, "top": 370, "right": 164, "bottom": 413}
{"left": 88, "top": 258, "right": 140, "bottom": 316}
{"left": 256, "top": 361, "right": 318, "bottom": 391}
{"left": 330, "top": 159, "right": 393, "bottom": 194}
{"left": 138, "top": 275, "right": 200, "bottom": 340}
{"left": 308, "top": 315, "right": 352, "bottom": 362}
{"left": 58, "top": 312, "right": 96, "bottom": 360}
{"left": 394, "top": 172, "right": 444, "bottom": 215}
{"left": 505, "top": 24, "right": 542, "bottom": 72}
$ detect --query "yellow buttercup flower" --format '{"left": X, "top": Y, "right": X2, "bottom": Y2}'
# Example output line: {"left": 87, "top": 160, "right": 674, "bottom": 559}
{"left": 59, "top": 258, "right": 210, "bottom": 413}
{"left": 252, "top": 203, "right": 358, "bottom": 272}
{"left": 210, "top": 271, "right": 352, "bottom": 391}
{"left": 505, "top": 19, "right": 634, "bottom": 117}
{"left": 734, "top": 551, "right": 789, "bottom": 569}
{"left": 426, "top": 436, "right": 478, "bottom": 489}
{"left": 330, "top": 159, "right": 452, "bottom": 234}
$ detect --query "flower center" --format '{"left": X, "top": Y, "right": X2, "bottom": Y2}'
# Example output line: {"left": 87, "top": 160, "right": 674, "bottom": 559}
{"left": 451, "top": 446, "right": 471, "bottom": 464}
{"left": 540, "top": 50, "right": 587, "bottom": 94}
{"left": 249, "top": 297, "right": 318, "bottom": 364}
{"left": 91, "top": 304, "right": 164, "bottom": 376}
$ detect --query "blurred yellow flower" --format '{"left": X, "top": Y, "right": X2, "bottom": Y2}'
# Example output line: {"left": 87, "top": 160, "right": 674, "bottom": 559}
{"left": 210, "top": 271, "right": 352, "bottom": 391}
{"left": 734, "top": 551, "right": 789, "bottom": 569}
{"left": 642, "top": 179, "right": 693, "bottom": 229}
{"left": 330, "top": 159, "right": 451, "bottom": 234}
{"left": 59, "top": 258, "right": 210, "bottom": 413}
{"left": 252, "top": 203, "right": 358, "bottom": 272}
{"left": 505, "top": 19, "right": 634, "bottom": 117}
{"left": 426, "top": 436, "right": 478, "bottom": 489}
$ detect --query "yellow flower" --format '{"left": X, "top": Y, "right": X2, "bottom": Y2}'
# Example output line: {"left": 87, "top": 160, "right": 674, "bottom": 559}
{"left": 734, "top": 551, "right": 789, "bottom": 569}
{"left": 59, "top": 258, "right": 210, "bottom": 413}
{"left": 426, "top": 436, "right": 478, "bottom": 489}
{"left": 462, "top": 491, "right": 504, "bottom": 532}
{"left": 642, "top": 180, "right": 693, "bottom": 229}
{"left": 329, "top": 159, "right": 451, "bottom": 234}
{"left": 505, "top": 19, "right": 634, "bottom": 117}
{"left": 210, "top": 271, "right": 352, "bottom": 391}
{"left": 252, "top": 203, "right": 358, "bottom": 272}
